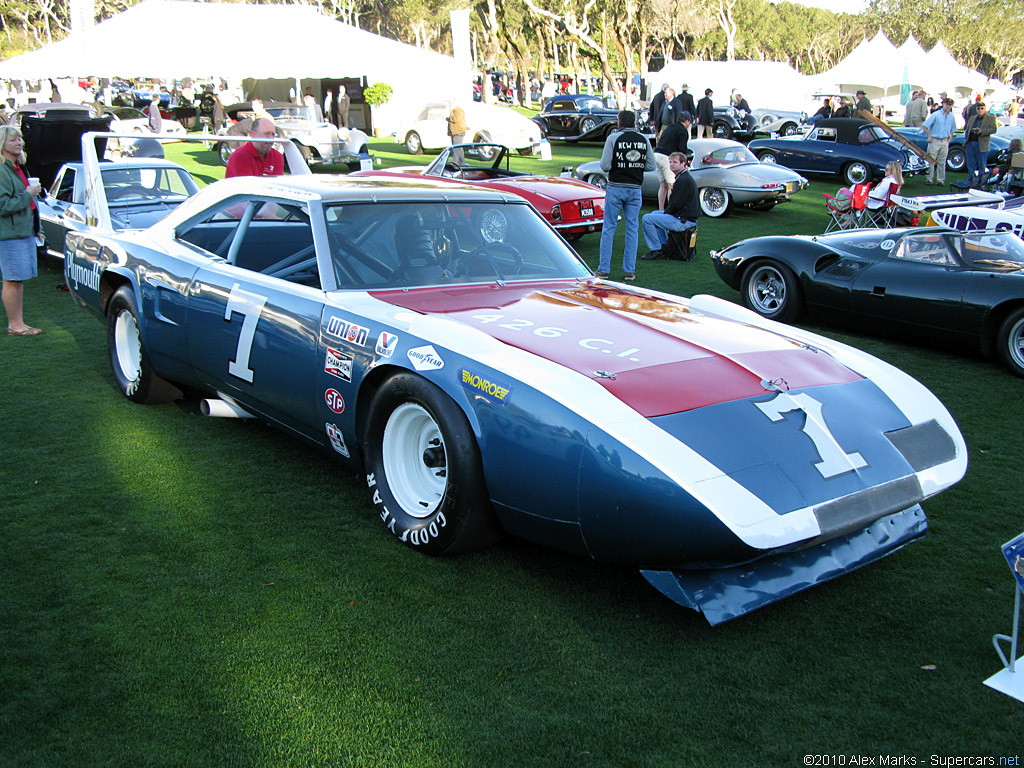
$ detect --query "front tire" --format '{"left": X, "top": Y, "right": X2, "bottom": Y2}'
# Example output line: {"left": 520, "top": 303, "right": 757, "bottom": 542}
{"left": 780, "top": 122, "right": 800, "bottom": 136}
{"left": 106, "top": 286, "right": 181, "bottom": 404}
{"left": 699, "top": 187, "right": 731, "bottom": 218}
{"left": 843, "top": 161, "right": 871, "bottom": 186}
{"left": 363, "top": 373, "right": 500, "bottom": 556}
{"left": 579, "top": 117, "right": 597, "bottom": 135}
{"left": 997, "top": 307, "right": 1024, "bottom": 377}
{"left": 217, "top": 142, "right": 232, "bottom": 166}
{"left": 405, "top": 131, "right": 423, "bottom": 155}
{"left": 741, "top": 261, "right": 802, "bottom": 323}
{"left": 946, "top": 146, "right": 966, "bottom": 172}
{"left": 713, "top": 122, "right": 733, "bottom": 139}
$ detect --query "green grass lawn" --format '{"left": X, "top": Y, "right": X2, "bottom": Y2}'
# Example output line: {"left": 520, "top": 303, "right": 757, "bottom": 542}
{"left": 1, "top": 136, "right": 1022, "bottom": 767}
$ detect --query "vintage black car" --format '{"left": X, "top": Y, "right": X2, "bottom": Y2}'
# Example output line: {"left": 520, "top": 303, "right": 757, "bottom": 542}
{"left": 710, "top": 106, "right": 758, "bottom": 140}
{"left": 711, "top": 227, "right": 1024, "bottom": 376}
{"left": 531, "top": 94, "right": 651, "bottom": 141}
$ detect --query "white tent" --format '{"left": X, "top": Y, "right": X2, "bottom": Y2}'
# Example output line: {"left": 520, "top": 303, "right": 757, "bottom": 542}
{"left": 926, "top": 41, "right": 993, "bottom": 98}
{"left": 0, "top": 0, "right": 468, "bottom": 133}
{"left": 805, "top": 30, "right": 899, "bottom": 103}
{"left": 652, "top": 59, "right": 807, "bottom": 112}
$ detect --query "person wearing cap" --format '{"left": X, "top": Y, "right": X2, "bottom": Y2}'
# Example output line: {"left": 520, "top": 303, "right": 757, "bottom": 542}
{"left": 677, "top": 83, "right": 696, "bottom": 123}
{"left": 922, "top": 98, "right": 957, "bottom": 185}
{"left": 697, "top": 88, "right": 714, "bottom": 138}
{"left": 855, "top": 90, "right": 872, "bottom": 114}
{"left": 653, "top": 111, "right": 692, "bottom": 211}
{"left": 963, "top": 101, "right": 997, "bottom": 188}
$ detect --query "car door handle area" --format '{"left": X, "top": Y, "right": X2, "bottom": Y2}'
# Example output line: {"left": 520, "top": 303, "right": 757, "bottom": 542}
{"left": 871, "top": 286, "right": 886, "bottom": 296}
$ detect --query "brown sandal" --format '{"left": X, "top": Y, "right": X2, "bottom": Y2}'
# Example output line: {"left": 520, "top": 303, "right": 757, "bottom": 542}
{"left": 7, "top": 327, "right": 41, "bottom": 336}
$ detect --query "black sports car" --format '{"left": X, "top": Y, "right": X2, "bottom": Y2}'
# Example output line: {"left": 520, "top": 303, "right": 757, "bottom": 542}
{"left": 532, "top": 94, "right": 651, "bottom": 141}
{"left": 711, "top": 227, "right": 1024, "bottom": 376}
{"left": 710, "top": 106, "right": 758, "bottom": 140}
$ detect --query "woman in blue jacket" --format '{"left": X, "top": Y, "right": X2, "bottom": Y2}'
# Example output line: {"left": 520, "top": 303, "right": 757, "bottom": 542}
{"left": 0, "top": 125, "right": 43, "bottom": 336}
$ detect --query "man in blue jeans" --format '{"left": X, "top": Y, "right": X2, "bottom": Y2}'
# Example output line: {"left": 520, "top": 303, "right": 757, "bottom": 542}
{"left": 597, "top": 110, "right": 655, "bottom": 281}
{"left": 641, "top": 152, "right": 699, "bottom": 260}
{"left": 963, "top": 102, "right": 996, "bottom": 188}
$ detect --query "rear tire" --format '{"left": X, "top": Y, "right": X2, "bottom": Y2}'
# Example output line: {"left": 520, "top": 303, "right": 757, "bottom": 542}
{"left": 363, "top": 373, "right": 501, "bottom": 555}
{"left": 946, "top": 146, "right": 966, "bottom": 172}
{"left": 405, "top": 131, "right": 423, "bottom": 155}
{"left": 699, "top": 187, "right": 731, "bottom": 218}
{"left": 106, "top": 286, "right": 181, "bottom": 404}
{"left": 997, "top": 307, "right": 1024, "bottom": 377}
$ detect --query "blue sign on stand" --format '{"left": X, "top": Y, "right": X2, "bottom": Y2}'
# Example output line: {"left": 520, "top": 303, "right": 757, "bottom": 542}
{"left": 1002, "top": 532, "right": 1024, "bottom": 592}
{"left": 985, "top": 530, "right": 1024, "bottom": 702}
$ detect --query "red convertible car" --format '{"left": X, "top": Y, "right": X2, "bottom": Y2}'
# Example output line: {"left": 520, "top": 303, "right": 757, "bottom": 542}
{"left": 354, "top": 143, "right": 604, "bottom": 241}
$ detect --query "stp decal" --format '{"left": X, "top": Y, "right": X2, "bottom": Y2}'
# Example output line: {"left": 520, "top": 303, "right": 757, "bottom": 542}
{"left": 376, "top": 331, "right": 398, "bottom": 358}
{"left": 326, "top": 316, "right": 369, "bottom": 345}
{"left": 460, "top": 368, "right": 512, "bottom": 405}
{"left": 407, "top": 345, "right": 444, "bottom": 371}
{"left": 326, "top": 423, "right": 350, "bottom": 458}
{"left": 325, "top": 347, "right": 353, "bottom": 382}
{"left": 325, "top": 388, "right": 346, "bottom": 414}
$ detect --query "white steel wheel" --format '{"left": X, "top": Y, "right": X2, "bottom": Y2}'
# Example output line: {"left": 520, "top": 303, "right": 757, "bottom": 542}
{"left": 382, "top": 403, "right": 447, "bottom": 518}
{"left": 113, "top": 310, "right": 143, "bottom": 385}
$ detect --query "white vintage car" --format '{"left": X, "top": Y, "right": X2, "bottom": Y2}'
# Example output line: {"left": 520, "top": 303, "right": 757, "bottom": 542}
{"left": 395, "top": 102, "right": 542, "bottom": 156}
{"left": 214, "top": 101, "right": 370, "bottom": 170}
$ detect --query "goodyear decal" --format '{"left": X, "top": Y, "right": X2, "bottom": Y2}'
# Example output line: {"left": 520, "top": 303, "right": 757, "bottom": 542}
{"left": 460, "top": 367, "right": 512, "bottom": 405}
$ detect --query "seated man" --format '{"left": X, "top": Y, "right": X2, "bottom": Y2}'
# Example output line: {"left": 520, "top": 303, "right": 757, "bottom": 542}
{"left": 641, "top": 152, "right": 699, "bottom": 260}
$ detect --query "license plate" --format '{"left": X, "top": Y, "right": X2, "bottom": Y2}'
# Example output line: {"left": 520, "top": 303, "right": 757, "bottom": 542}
{"left": 580, "top": 200, "right": 594, "bottom": 217}
{"left": 786, "top": 182, "right": 797, "bottom": 194}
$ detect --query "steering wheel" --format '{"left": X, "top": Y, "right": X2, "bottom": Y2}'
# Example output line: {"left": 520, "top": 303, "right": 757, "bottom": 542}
{"left": 456, "top": 241, "right": 523, "bottom": 279}
{"left": 443, "top": 162, "right": 464, "bottom": 178}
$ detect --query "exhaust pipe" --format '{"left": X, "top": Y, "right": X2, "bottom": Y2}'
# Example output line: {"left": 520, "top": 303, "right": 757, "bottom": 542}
{"left": 200, "top": 398, "right": 255, "bottom": 419}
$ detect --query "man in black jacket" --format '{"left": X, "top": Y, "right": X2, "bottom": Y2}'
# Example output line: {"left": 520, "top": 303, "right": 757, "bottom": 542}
{"left": 653, "top": 111, "right": 691, "bottom": 210}
{"left": 597, "top": 110, "right": 655, "bottom": 280}
{"left": 697, "top": 88, "right": 714, "bottom": 138}
{"left": 641, "top": 152, "right": 699, "bottom": 260}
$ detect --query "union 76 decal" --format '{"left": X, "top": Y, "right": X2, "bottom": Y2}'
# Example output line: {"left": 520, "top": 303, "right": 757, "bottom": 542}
{"left": 755, "top": 392, "right": 867, "bottom": 479}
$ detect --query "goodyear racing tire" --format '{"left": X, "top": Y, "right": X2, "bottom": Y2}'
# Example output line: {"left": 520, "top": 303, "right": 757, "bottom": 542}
{"left": 106, "top": 286, "right": 181, "bottom": 404}
{"left": 363, "top": 373, "right": 501, "bottom": 556}
{"left": 741, "top": 261, "right": 802, "bottom": 324}
{"left": 997, "top": 307, "right": 1024, "bottom": 378}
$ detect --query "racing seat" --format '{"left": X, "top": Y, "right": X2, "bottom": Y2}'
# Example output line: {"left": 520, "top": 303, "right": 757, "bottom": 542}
{"left": 823, "top": 183, "right": 871, "bottom": 232}
{"left": 394, "top": 213, "right": 445, "bottom": 283}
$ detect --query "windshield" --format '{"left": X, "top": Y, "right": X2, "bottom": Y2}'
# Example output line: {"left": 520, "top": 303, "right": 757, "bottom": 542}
{"left": 101, "top": 166, "right": 199, "bottom": 205}
{"left": 958, "top": 231, "right": 1024, "bottom": 269}
{"left": 324, "top": 201, "right": 590, "bottom": 289}
{"left": 267, "top": 106, "right": 313, "bottom": 121}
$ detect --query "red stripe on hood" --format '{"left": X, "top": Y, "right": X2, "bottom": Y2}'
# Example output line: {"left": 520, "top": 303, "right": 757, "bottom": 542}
{"left": 371, "top": 280, "right": 862, "bottom": 416}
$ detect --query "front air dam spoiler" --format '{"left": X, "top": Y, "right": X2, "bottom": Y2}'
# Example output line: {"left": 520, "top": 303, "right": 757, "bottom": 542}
{"left": 641, "top": 505, "right": 927, "bottom": 625}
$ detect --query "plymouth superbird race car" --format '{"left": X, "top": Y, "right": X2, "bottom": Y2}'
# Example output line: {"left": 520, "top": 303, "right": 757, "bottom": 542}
{"left": 64, "top": 141, "right": 967, "bottom": 623}
{"left": 712, "top": 226, "right": 1024, "bottom": 377}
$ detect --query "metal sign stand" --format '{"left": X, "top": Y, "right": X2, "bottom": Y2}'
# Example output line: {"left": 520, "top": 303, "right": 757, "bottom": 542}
{"left": 984, "top": 531, "right": 1024, "bottom": 702}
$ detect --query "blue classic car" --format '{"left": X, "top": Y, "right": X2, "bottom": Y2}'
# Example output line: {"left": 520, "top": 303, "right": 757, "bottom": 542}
{"left": 894, "top": 126, "right": 1011, "bottom": 173}
{"left": 62, "top": 136, "right": 966, "bottom": 624}
{"left": 748, "top": 118, "right": 928, "bottom": 185}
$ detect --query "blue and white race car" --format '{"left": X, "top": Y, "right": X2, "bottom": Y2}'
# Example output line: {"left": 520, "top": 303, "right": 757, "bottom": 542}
{"left": 64, "top": 138, "right": 967, "bottom": 624}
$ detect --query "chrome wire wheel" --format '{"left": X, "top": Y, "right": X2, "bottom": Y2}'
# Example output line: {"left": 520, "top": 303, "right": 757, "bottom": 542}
{"left": 382, "top": 403, "right": 447, "bottom": 518}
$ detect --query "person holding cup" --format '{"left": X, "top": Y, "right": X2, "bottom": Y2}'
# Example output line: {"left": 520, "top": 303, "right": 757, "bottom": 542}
{"left": 0, "top": 125, "right": 43, "bottom": 336}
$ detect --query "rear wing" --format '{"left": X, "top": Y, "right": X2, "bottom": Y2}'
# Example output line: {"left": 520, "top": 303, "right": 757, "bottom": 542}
{"left": 80, "top": 131, "right": 312, "bottom": 234}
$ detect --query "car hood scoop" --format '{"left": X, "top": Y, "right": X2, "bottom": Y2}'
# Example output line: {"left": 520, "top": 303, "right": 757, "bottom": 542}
{"left": 373, "top": 280, "right": 861, "bottom": 416}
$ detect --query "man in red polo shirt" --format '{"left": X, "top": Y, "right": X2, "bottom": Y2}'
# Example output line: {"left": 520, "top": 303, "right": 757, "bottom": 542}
{"left": 225, "top": 117, "right": 285, "bottom": 178}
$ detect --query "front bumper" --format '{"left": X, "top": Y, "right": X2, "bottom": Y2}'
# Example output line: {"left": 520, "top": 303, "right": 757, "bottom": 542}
{"left": 642, "top": 504, "right": 927, "bottom": 624}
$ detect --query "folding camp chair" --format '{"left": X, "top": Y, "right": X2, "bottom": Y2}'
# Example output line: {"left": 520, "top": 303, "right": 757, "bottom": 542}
{"left": 823, "top": 183, "right": 870, "bottom": 232}
{"left": 865, "top": 182, "right": 900, "bottom": 228}
{"left": 662, "top": 224, "right": 699, "bottom": 261}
